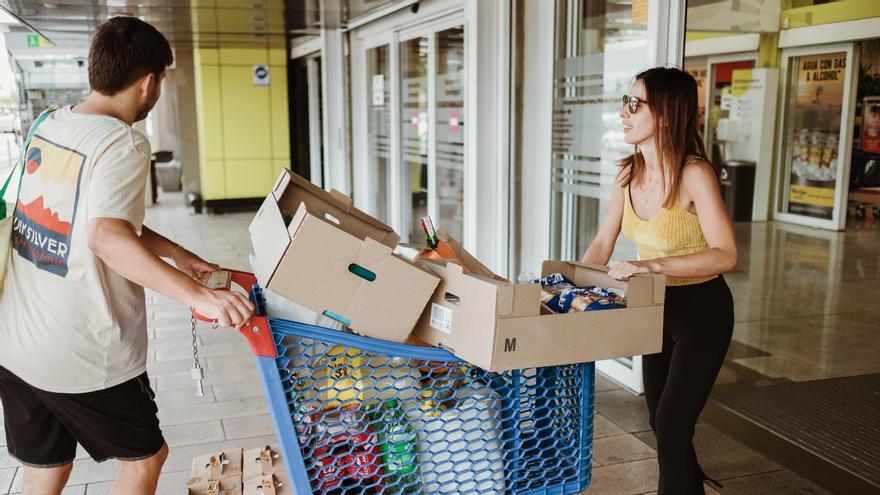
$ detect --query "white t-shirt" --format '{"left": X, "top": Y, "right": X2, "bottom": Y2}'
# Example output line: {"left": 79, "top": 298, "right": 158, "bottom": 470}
{"left": 0, "top": 106, "right": 151, "bottom": 393}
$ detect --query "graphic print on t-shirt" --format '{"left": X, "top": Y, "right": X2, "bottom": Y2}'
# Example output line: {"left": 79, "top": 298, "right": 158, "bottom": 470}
{"left": 12, "top": 135, "right": 86, "bottom": 277}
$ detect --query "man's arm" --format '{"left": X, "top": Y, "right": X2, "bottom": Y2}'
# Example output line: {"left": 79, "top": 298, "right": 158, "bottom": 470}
{"left": 140, "top": 225, "right": 177, "bottom": 259}
{"left": 140, "top": 225, "right": 219, "bottom": 280}
{"left": 88, "top": 218, "right": 254, "bottom": 328}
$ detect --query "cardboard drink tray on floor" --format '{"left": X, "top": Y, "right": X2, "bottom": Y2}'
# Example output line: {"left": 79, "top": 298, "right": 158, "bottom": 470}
{"left": 413, "top": 257, "right": 665, "bottom": 371}
{"left": 249, "top": 170, "right": 440, "bottom": 342}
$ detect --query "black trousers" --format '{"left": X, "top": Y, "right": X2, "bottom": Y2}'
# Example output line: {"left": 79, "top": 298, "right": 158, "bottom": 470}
{"left": 643, "top": 276, "right": 734, "bottom": 495}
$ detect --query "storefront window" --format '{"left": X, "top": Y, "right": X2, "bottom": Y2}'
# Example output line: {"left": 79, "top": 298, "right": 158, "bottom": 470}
{"left": 400, "top": 37, "right": 428, "bottom": 243}
{"left": 367, "top": 45, "right": 391, "bottom": 223}
{"left": 435, "top": 27, "right": 465, "bottom": 241}
{"left": 550, "top": 0, "right": 648, "bottom": 261}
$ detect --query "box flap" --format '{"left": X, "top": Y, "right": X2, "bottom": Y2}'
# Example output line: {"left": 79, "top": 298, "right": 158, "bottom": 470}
{"left": 435, "top": 229, "right": 506, "bottom": 281}
{"left": 249, "top": 194, "right": 291, "bottom": 287}
{"left": 271, "top": 168, "right": 291, "bottom": 200}
{"left": 272, "top": 169, "right": 400, "bottom": 248}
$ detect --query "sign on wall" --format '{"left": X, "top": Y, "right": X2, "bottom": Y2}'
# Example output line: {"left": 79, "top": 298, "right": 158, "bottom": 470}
{"left": 253, "top": 65, "right": 270, "bottom": 86}
{"left": 785, "top": 52, "right": 847, "bottom": 220}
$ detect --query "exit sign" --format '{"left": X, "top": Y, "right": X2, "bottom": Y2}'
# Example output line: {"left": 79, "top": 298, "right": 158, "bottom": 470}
{"left": 26, "top": 34, "right": 51, "bottom": 48}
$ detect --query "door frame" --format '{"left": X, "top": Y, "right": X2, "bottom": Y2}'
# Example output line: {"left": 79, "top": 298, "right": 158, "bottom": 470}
{"left": 772, "top": 42, "right": 859, "bottom": 231}
{"left": 290, "top": 44, "right": 324, "bottom": 187}
{"left": 350, "top": 0, "right": 511, "bottom": 272}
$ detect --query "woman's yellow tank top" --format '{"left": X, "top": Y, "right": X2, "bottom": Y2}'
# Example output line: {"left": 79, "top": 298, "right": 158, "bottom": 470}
{"left": 621, "top": 185, "right": 717, "bottom": 286}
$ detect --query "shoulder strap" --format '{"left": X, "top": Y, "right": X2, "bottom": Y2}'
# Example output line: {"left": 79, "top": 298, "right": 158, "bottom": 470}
{"left": 0, "top": 109, "right": 56, "bottom": 216}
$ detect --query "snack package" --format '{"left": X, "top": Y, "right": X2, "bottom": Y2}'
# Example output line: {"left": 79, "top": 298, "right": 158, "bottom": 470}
{"left": 539, "top": 273, "right": 626, "bottom": 313}
{"left": 539, "top": 273, "right": 576, "bottom": 312}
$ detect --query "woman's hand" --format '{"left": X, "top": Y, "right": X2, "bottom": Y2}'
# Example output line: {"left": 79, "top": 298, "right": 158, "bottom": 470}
{"left": 608, "top": 260, "right": 653, "bottom": 281}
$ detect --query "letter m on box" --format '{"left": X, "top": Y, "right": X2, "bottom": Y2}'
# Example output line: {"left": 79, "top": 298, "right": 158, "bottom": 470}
{"left": 504, "top": 338, "right": 517, "bottom": 353}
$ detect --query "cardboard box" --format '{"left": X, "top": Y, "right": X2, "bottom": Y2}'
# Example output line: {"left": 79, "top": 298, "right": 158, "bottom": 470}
{"left": 243, "top": 472, "right": 291, "bottom": 495}
{"left": 186, "top": 475, "right": 242, "bottom": 495}
{"left": 190, "top": 449, "right": 243, "bottom": 482}
{"left": 413, "top": 259, "right": 665, "bottom": 371}
{"left": 242, "top": 445, "right": 282, "bottom": 480}
{"left": 249, "top": 170, "right": 440, "bottom": 342}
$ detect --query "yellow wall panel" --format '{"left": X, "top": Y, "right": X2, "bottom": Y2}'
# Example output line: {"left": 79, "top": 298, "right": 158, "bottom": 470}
{"left": 220, "top": 65, "right": 272, "bottom": 160}
{"left": 201, "top": 160, "right": 226, "bottom": 200}
{"left": 194, "top": 63, "right": 224, "bottom": 161}
{"left": 269, "top": 48, "right": 286, "bottom": 66}
{"left": 782, "top": 0, "right": 880, "bottom": 28}
{"left": 190, "top": 8, "right": 217, "bottom": 33}
{"left": 219, "top": 46, "right": 269, "bottom": 66}
{"left": 225, "top": 160, "right": 273, "bottom": 198}
{"left": 270, "top": 66, "right": 290, "bottom": 159}
{"left": 194, "top": 48, "right": 219, "bottom": 67}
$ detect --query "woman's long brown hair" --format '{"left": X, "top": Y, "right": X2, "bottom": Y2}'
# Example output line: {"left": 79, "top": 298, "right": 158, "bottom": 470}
{"left": 619, "top": 67, "right": 713, "bottom": 207}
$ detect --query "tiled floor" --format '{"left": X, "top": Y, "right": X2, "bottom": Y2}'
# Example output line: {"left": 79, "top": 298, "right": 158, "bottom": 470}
{"left": 0, "top": 192, "right": 877, "bottom": 494}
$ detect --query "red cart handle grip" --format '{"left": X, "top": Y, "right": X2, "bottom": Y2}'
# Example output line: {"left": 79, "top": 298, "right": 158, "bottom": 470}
{"left": 191, "top": 269, "right": 276, "bottom": 358}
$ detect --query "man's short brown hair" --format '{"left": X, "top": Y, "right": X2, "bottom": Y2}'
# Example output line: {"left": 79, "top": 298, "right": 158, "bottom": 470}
{"left": 88, "top": 17, "right": 173, "bottom": 96}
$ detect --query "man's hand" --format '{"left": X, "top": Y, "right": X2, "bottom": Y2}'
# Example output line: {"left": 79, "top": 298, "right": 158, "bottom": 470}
{"left": 607, "top": 260, "right": 652, "bottom": 281}
{"left": 171, "top": 247, "right": 220, "bottom": 281}
{"left": 191, "top": 286, "right": 255, "bottom": 330}
{"left": 89, "top": 219, "right": 255, "bottom": 329}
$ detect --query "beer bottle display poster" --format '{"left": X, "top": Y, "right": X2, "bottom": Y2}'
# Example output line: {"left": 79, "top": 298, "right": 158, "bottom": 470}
{"left": 785, "top": 52, "right": 847, "bottom": 220}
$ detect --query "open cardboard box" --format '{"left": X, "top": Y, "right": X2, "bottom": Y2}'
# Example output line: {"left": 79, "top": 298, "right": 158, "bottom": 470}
{"left": 249, "top": 170, "right": 440, "bottom": 342}
{"left": 413, "top": 256, "right": 665, "bottom": 371}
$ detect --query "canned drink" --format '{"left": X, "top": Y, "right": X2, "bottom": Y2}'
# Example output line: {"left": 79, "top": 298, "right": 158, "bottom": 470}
{"left": 308, "top": 404, "right": 382, "bottom": 492}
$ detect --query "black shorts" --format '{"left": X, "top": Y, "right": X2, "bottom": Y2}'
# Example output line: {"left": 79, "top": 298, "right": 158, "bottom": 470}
{"left": 0, "top": 366, "right": 165, "bottom": 467}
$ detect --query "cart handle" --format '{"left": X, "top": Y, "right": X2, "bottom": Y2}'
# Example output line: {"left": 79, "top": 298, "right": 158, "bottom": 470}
{"left": 191, "top": 269, "right": 277, "bottom": 358}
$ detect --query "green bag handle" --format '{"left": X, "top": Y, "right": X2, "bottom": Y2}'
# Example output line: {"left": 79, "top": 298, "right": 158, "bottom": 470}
{"left": 0, "top": 109, "right": 56, "bottom": 218}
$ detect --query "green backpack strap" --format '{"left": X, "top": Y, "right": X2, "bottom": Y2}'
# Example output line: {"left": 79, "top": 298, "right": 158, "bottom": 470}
{"left": 0, "top": 109, "right": 56, "bottom": 218}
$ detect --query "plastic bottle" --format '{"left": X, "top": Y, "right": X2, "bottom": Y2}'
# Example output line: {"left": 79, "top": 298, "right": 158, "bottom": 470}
{"left": 373, "top": 399, "right": 422, "bottom": 494}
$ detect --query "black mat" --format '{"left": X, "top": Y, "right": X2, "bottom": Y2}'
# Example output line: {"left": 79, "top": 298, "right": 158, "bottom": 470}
{"left": 712, "top": 373, "right": 880, "bottom": 487}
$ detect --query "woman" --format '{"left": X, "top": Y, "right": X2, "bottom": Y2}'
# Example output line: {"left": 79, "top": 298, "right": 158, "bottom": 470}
{"left": 582, "top": 67, "right": 737, "bottom": 494}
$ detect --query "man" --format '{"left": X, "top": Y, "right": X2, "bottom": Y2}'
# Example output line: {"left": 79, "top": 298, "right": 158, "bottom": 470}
{"left": 0, "top": 17, "right": 253, "bottom": 494}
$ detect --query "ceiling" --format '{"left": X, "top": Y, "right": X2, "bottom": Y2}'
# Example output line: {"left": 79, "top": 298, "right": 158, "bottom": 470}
{"left": 0, "top": 0, "right": 403, "bottom": 50}
{"left": 0, "top": 0, "right": 290, "bottom": 49}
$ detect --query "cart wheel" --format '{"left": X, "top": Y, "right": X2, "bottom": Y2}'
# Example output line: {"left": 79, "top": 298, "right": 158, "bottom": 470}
{"left": 855, "top": 205, "right": 866, "bottom": 220}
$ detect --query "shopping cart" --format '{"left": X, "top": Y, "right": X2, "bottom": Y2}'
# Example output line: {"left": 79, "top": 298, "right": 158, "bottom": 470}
{"left": 195, "top": 270, "right": 595, "bottom": 495}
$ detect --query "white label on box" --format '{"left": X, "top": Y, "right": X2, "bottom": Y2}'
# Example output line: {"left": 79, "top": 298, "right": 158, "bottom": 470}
{"left": 429, "top": 303, "right": 453, "bottom": 334}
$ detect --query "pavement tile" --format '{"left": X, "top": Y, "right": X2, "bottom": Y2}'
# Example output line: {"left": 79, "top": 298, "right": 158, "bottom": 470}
{"left": 155, "top": 387, "right": 217, "bottom": 408}
{"left": 718, "top": 469, "right": 833, "bottom": 495}
{"left": 222, "top": 414, "right": 275, "bottom": 440}
{"left": 594, "top": 413, "right": 627, "bottom": 440}
{"left": 592, "top": 435, "right": 656, "bottom": 467}
{"left": 212, "top": 382, "right": 266, "bottom": 402}
{"left": 155, "top": 339, "right": 251, "bottom": 362}
{"left": 0, "top": 467, "right": 15, "bottom": 494}
{"left": 596, "top": 389, "right": 652, "bottom": 434}
{"left": 584, "top": 458, "right": 659, "bottom": 495}
{"left": 162, "top": 421, "right": 226, "bottom": 447}
{"left": 632, "top": 424, "right": 782, "bottom": 482}
{"left": 158, "top": 399, "right": 269, "bottom": 426}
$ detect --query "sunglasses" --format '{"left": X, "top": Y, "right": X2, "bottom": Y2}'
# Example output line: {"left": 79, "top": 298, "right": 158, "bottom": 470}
{"left": 622, "top": 95, "right": 648, "bottom": 113}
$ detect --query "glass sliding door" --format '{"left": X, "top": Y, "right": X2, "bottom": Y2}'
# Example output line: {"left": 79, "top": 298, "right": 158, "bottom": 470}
{"left": 366, "top": 45, "right": 392, "bottom": 223}
{"left": 435, "top": 27, "right": 466, "bottom": 241}
{"left": 352, "top": 17, "right": 468, "bottom": 246}
{"left": 400, "top": 37, "right": 429, "bottom": 242}
{"left": 551, "top": 0, "right": 651, "bottom": 393}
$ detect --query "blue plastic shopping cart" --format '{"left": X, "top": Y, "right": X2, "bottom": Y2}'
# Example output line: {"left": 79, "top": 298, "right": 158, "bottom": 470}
{"left": 199, "top": 271, "right": 595, "bottom": 495}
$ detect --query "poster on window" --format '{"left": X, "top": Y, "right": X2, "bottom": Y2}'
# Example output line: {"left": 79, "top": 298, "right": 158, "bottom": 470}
{"left": 862, "top": 97, "right": 880, "bottom": 154}
{"left": 786, "top": 52, "right": 846, "bottom": 220}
